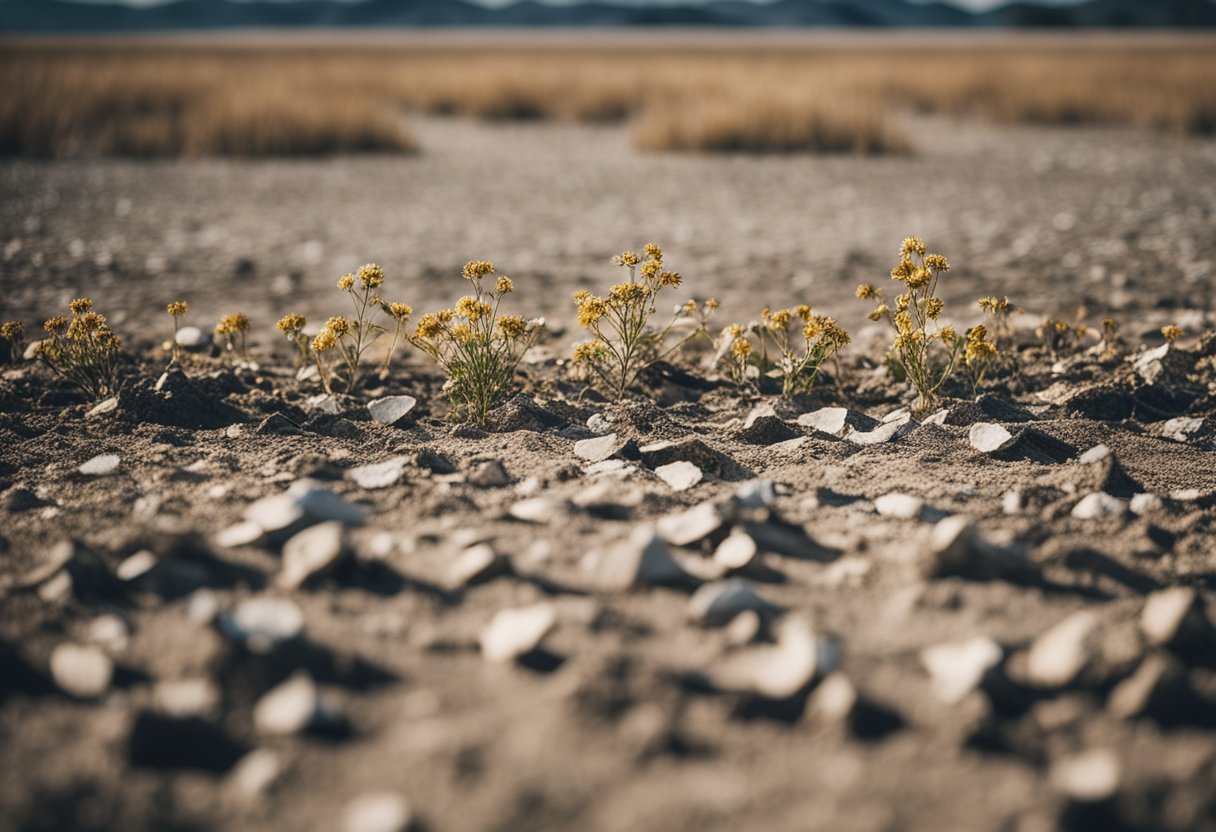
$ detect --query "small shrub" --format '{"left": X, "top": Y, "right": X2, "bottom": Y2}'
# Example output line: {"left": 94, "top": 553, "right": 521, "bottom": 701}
{"left": 857, "top": 237, "right": 963, "bottom": 415}
{"left": 166, "top": 300, "right": 188, "bottom": 367}
{"left": 1, "top": 320, "right": 25, "bottom": 363}
{"left": 410, "top": 260, "right": 542, "bottom": 423}
{"left": 719, "top": 306, "right": 850, "bottom": 397}
{"left": 215, "top": 312, "right": 251, "bottom": 363}
{"left": 308, "top": 264, "right": 409, "bottom": 394}
{"left": 571, "top": 244, "right": 713, "bottom": 398}
{"left": 1161, "top": 324, "right": 1184, "bottom": 344}
{"left": 275, "top": 313, "right": 310, "bottom": 367}
{"left": 36, "top": 298, "right": 121, "bottom": 399}
{"left": 1036, "top": 315, "right": 1085, "bottom": 360}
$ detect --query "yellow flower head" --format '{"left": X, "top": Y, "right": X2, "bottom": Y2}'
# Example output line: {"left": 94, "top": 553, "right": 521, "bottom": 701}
{"left": 324, "top": 316, "right": 351, "bottom": 337}
{"left": 1161, "top": 324, "right": 1184, "bottom": 343}
{"left": 494, "top": 276, "right": 514, "bottom": 294}
{"left": 451, "top": 323, "right": 475, "bottom": 343}
{"left": 462, "top": 260, "right": 495, "bottom": 282}
{"left": 577, "top": 296, "right": 608, "bottom": 328}
{"left": 216, "top": 312, "right": 250, "bottom": 335}
{"left": 905, "top": 267, "right": 932, "bottom": 290}
{"left": 455, "top": 296, "right": 492, "bottom": 322}
{"left": 608, "top": 282, "right": 648, "bottom": 304}
{"left": 388, "top": 302, "right": 412, "bottom": 322}
{"left": 894, "top": 311, "right": 913, "bottom": 334}
{"left": 415, "top": 313, "right": 445, "bottom": 340}
{"left": 311, "top": 330, "right": 336, "bottom": 352}
{"left": 612, "top": 251, "right": 641, "bottom": 268}
{"left": 44, "top": 316, "right": 68, "bottom": 334}
{"left": 572, "top": 340, "right": 609, "bottom": 365}
{"left": 357, "top": 263, "right": 385, "bottom": 289}
{"left": 276, "top": 313, "right": 306, "bottom": 335}
{"left": 731, "top": 337, "right": 753, "bottom": 359}
{"left": 658, "top": 270, "right": 681, "bottom": 288}
{"left": 769, "top": 309, "right": 792, "bottom": 330}
{"left": 795, "top": 304, "right": 812, "bottom": 322}
{"left": 725, "top": 323, "right": 744, "bottom": 339}
{"left": 924, "top": 254, "right": 950, "bottom": 272}
{"left": 167, "top": 301, "right": 189, "bottom": 318}
{"left": 895, "top": 293, "right": 911, "bottom": 312}
{"left": 890, "top": 259, "right": 914, "bottom": 282}
{"left": 1, "top": 321, "right": 23, "bottom": 341}
{"left": 338, "top": 273, "right": 355, "bottom": 291}
{"left": 868, "top": 303, "right": 889, "bottom": 322}
{"left": 900, "top": 236, "right": 927, "bottom": 257}
{"left": 496, "top": 315, "right": 528, "bottom": 338}
{"left": 640, "top": 260, "right": 662, "bottom": 280}
{"left": 856, "top": 284, "right": 880, "bottom": 300}
{"left": 706, "top": 298, "right": 720, "bottom": 310}
{"left": 643, "top": 243, "right": 663, "bottom": 261}
{"left": 938, "top": 324, "right": 958, "bottom": 343}
{"left": 69, "top": 298, "right": 93, "bottom": 317}
{"left": 925, "top": 297, "right": 944, "bottom": 320}
{"left": 681, "top": 299, "right": 698, "bottom": 315}
{"left": 572, "top": 290, "right": 591, "bottom": 305}
{"left": 978, "top": 296, "right": 1009, "bottom": 314}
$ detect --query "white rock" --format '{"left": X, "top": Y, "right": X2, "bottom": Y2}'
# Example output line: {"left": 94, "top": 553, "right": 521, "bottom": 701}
{"left": 655, "top": 461, "right": 702, "bottom": 492}
{"left": 1050, "top": 749, "right": 1120, "bottom": 802}
{"left": 796, "top": 406, "right": 850, "bottom": 436}
{"left": 218, "top": 597, "right": 304, "bottom": 652}
{"left": 845, "top": 414, "right": 917, "bottom": 445}
{"left": 479, "top": 603, "right": 556, "bottom": 662}
{"left": 87, "top": 615, "right": 129, "bottom": 651}
{"left": 1071, "top": 492, "right": 1127, "bottom": 520}
{"left": 1129, "top": 493, "right": 1163, "bottom": 516}
{"left": 922, "top": 408, "right": 950, "bottom": 426}
{"left": 79, "top": 454, "right": 120, "bottom": 476}
{"left": 155, "top": 678, "right": 221, "bottom": 718}
{"left": 367, "top": 395, "right": 417, "bottom": 426}
{"left": 343, "top": 793, "right": 412, "bottom": 832}
{"left": 1162, "top": 416, "right": 1204, "bottom": 443}
{"left": 1078, "top": 444, "right": 1111, "bottom": 464}
{"left": 116, "top": 550, "right": 157, "bottom": 582}
{"left": 305, "top": 394, "right": 341, "bottom": 415}
{"left": 807, "top": 673, "right": 860, "bottom": 723}
{"left": 735, "top": 479, "right": 776, "bottom": 509}
{"left": 1141, "top": 587, "right": 1207, "bottom": 647}
{"left": 279, "top": 522, "right": 346, "bottom": 590}
{"left": 586, "top": 413, "right": 613, "bottom": 435}
{"left": 687, "top": 580, "right": 777, "bottom": 626}
{"left": 447, "top": 543, "right": 504, "bottom": 588}
{"left": 656, "top": 502, "right": 724, "bottom": 547}
{"left": 349, "top": 458, "right": 406, "bottom": 490}
{"left": 705, "top": 616, "right": 829, "bottom": 699}
{"left": 874, "top": 492, "right": 924, "bottom": 520}
{"left": 968, "top": 422, "right": 1013, "bottom": 453}
{"left": 920, "top": 636, "right": 1003, "bottom": 704}
{"left": 244, "top": 480, "right": 365, "bottom": 534}
{"left": 87, "top": 397, "right": 118, "bottom": 417}
{"left": 583, "top": 459, "right": 634, "bottom": 478}
{"left": 1002, "top": 490, "right": 1023, "bottom": 515}
{"left": 508, "top": 496, "right": 563, "bottom": 524}
{"left": 175, "top": 325, "right": 209, "bottom": 351}
{"left": 215, "top": 521, "right": 264, "bottom": 549}
{"left": 713, "top": 530, "right": 760, "bottom": 571}
{"left": 254, "top": 671, "right": 321, "bottom": 735}
{"left": 574, "top": 433, "right": 623, "bottom": 463}
{"left": 1134, "top": 343, "right": 1170, "bottom": 384}
{"left": 592, "top": 526, "right": 693, "bottom": 590}
{"left": 49, "top": 643, "right": 113, "bottom": 699}
{"left": 1025, "top": 611, "right": 1099, "bottom": 688}
{"left": 229, "top": 749, "right": 284, "bottom": 799}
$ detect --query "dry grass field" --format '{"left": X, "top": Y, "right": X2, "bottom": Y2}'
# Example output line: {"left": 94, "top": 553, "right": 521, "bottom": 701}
{"left": 2, "top": 34, "right": 1215, "bottom": 157}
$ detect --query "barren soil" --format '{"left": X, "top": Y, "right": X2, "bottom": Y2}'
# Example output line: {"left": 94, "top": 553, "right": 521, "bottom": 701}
{"left": 2, "top": 116, "right": 1216, "bottom": 832}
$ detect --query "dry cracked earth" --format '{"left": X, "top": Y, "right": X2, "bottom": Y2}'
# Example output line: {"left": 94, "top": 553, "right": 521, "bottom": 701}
{"left": 2, "top": 115, "right": 1216, "bottom": 832}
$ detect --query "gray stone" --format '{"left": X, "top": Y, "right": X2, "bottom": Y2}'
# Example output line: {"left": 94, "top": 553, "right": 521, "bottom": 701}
{"left": 704, "top": 616, "right": 831, "bottom": 699}
{"left": 467, "top": 459, "right": 510, "bottom": 488}
{"left": 49, "top": 643, "right": 113, "bottom": 699}
{"left": 1140, "top": 587, "right": 1214, "bottom": 651}
{"left": 343, "top": 793, "right": 413, "bottom": 832}
{"left": 447, "top": 543, "right": 507, "bottom": 588}
{"left": 243, "top": 480, "right": 365, "bottom": 538}
{"left": 154, "top": 678, "right": 222, "bottom": 719}
{"left": 508, "top": 496, "right": 565, "bottom": 524}
{"left": 1129, "top": 493, "right": 1163, "bottom": 516}
{"left": 86, "top": 397, "right": 118, "bottom": 417}
{"left": 574, "top": 433, "right": 631, "bottom": 463}
{"left": 687, "top": 580, "right": 778, "bottom": 626}
{"left": 1071, "top": 492, "right": 1127, "bottom": 520}
{"left": 586, "top": 413, "right": 613, "bottom": 435}
{"left": 479, "top": 603, "right": 556, "bottom": 662}
{"left": 591, "top": 526, "right": 694, "bottom": 591}
{"left": 921, "top": 515, "right": 1036, "bottom": 582}
{"left": 278, "top": 522, "right": 347, "bottom": 590}
{"left": 1025, "top": 611, "right": 1099, "bottom": 688}
{"left": 1162, "top": 416, "right": 1204, "bottom": 443}
{"left": 1050, "top": 749, "right": 1120, "bottom": 802}
{"left": 796, "top": 406, "right": 876, "bottom": 437}
{"left": 175, "top": 325, "right": 210, "bottom": 351}
{"left": 367, "top": 395, "right": 417, "bottom": 426}
{"left": 713, "top": 529, "right": 761, "bottom": 572}
{"left": 229, "top": 749, "right": 284, "bottom": 800}
{"left": 254, "top": 671, "right": 324, "bottom": 735}
{"left": 655, "top": 461, "right": 702, "bottom": 492}
{"left": 734, "top": 479, "right": 776, "bottom": 509}
{"left": 920, "top": 636, "right": 1003, "bottom": 704}
{"left": 845, "top": 413, "right": 917, "bottom": 445}
{"left": 656, "top": 502, "right": 725, "bottom": 548}
{"left": 968, "top": 422, "right": 1014, "bottom": 453}
{"left": 79, "top": 454, "right": 120, "bottom": 476}
{"left": 349, "top": 458, "right": 407, "bottom": 490}
{"left": 1108, "top": 653, "right": 1186, "bottom": 720}
{"left": 218, "top": 597, "right": 304, "bottom": 653}
{"left": 874, "top": 492, "right": 924, "bottom": 520}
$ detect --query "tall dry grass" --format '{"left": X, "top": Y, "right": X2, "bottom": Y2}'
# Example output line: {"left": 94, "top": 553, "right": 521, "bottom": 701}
{"left": 1, "top": 37, "right": 1214, "bottom": 157}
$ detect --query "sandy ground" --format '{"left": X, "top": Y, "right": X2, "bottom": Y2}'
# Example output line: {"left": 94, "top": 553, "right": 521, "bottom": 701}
{"left": 2, "top": 117, "right": 1216, "bottom": 832}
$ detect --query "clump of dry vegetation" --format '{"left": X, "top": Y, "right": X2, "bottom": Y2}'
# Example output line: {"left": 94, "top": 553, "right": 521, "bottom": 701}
{"left": 308, "top": 263, "right": 405, "bottom": 395}
{"left": 1, "top": 37, "right": 1213, "bottom": 157}
{"left": 720, "top": 306, "right": 850, "bottom": 397}
{"left": 35, "top": 298, "right": 122, "bottom": 399}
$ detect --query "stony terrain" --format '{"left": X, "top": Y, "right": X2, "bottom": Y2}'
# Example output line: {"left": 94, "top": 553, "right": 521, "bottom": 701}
{"left": 2, "top": 115, "right": 1216, "bottom": 832}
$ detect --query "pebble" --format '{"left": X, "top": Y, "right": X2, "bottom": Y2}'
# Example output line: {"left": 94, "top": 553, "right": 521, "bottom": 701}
{"left": 278, "top": 521, "right": 347, "bottom": 590}
{"left": 1140, "top": 587, "right": 1212, "bottom": 649}
{"left": 229, "top": 749, "right": 284, "bottom": 799}
{"left": 713, "top": 529, "right": 761, "bottom": 572}
{"left": 968, "top": 422, "right": 1013, "bottom": 453}
{"left": 214, "top": 521, "right": 264, "bottom": 549}
{"left": 591, "top": 525, "right": 693, "bottom": 590}
{"left": 349, "top": 458, "right": 407, "bottom": 490}
{"left": 874, "top": 492, "right": 924, "bottom": 520}
{"left": 1071, "top": 492, "right": 1127, "bottom": 519}
{"left": 1025, "top": 611, "right": 1099, "bottom": 688}
{"left": 586, "top": 413, "right": 613, "bottom": 435}
{"left": 306, "top": 394, "right": 341, "bottom": 415}
{"left": 845, "top": 413, "right": 917, "bottom": 445}
{"left": 154, "top": 678, "right": 222, "bottom": 719}
{"left": 367, "top": 395, "right": 417, "bottom": 425}
{"left": 687, "top": 580, "right": 778, "bottom": 626}
{"left": 656, "top": 501, "right": 725, "bottom": 547}
{"left": 583, "top": 459, "right": 635, "bottom": 478}
{"left": 243, "top": 480, "right": 365, "bottom": 537}
{"left": 447, "top": 543, "right": 507, "bottom": 588}
{"left": 1162, "top": 416, "right": 1204, "bottom": 443}
{"left": 574, "top": 433, "right": 629, "bottom": 463}
{"left": 921, "top": 516, "right": 1036, "bottom": 582}
{"left": 508, "top": 496, "right": 564, "bottom": 523}
{"left": 725, "top": 609, "right": 763, "bottom": 645}
{"left": 796, "top": 406, "right": 855, "bottom": 436}
{"left": 87, "top": 614, "right": 130, "bottom": 652}
{"left": 86, "top": 397, "right": 118, "bottom": 417}
{"left": 1129, "top": 493, "right": 1163, "bottom": 515}
{"left": 655, "top": 461, "right": 702, "bottom": 492}
{"left": 218, "top": 597, "right": 305, "bottom": 653}
{"left": 254, "top": 671, "right": 323, "bottom": 735}
{"left": 1107, "top": 653, "right": 1184, "bottom": 719}
{"left": 79, "top": 454, "right": 120, "bottom": 476}
{"left": 343, "top": 793, "right": 413, "bottom": 832}
{"left": 1049, "top": 749, "right": 1121, "bottom": 802}
{"left": 49, "top": 643, "right": 114, "bottom": 699}
{"left": 735, "top": 479, "right": 776, "bottom": 509}
{"left": 920, "top": 636, "right": 1003, "bottom": 704}
{"left": 174, "top": 325, "right": 209, "bottom": 351}
{"left": 806, "top": 672, "right": 860, "bottom": 724}
{"left": 705, "top": 616, "right": 831, "bottom": 699}
{"left": 1133, "top": 343, "right": 1170, "bottom": 384}
{"left": 479, "top": 603, "right": 557, "bottom": 662}
{"left": 467, "top": 459, "right": 511, "bottom": 488}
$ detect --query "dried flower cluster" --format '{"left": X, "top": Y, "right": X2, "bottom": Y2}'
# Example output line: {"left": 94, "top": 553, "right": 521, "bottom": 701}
{"left": 572, "top": 244, "right": 714, "bottom": 398}
{"left": 166, "top": 300, "right": 189, "bottom": 367}
{"left": 1, "top": 320, "right": 25, "bottom": 363}
{"left": 720, "top": 305, "right": 850, "bottom": 397}
{"left": 409, "top": 260, "right": 542, "bottom": 423}
{"left": 37, "top": 298, "right": 121, "bottom": 400}
{"left": 307, "top": 263, "right": 409, "bottom": 395}
{"left": 215, "top": 312, "right": 250, "bottom": 362}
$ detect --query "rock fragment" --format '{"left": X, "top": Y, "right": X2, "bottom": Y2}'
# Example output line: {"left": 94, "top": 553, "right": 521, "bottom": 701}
{"left": 349, "top": 458, "right": 407, "bottom": 490}
{"left": 591, "top": 526, "right": 694, "bottom": 590}
{"left": 49, "top": 643, "right": 113, "bottom": 699}
{"left": 343, "top": 793, "right": 413, "bottom": 832}
{"left": 969, "top": 422, "right": 1013, "bottom": 453}
{"left": 874, "top": 492, "right": 925, "bottom": 520}
{"left": 574, "top": 433, "right": 636, "bottom": 463}
{"left": 796, "top": 407, "right": 877, "bottom": 437}
{"left": 1071, "top": 492, "right": 1127, "bottom": 520}
{"left": 1049, "top": 749, "right": 1120, "bottom": 802}
{"left": 467, "top": 459, "right": 510, "bottom": 488}
{"left": 845, "top": 412, "right": 917, "bottom": 445}
{"left": 79, "top": 454, "right": 120, "bottom": 476}
{"left": 447, "top": 543, "right": 508, "bottom": 588}
{"left": 656, "top": 501, "right": 726, "bottom": 548}
{"left": 1024, "top": 611, "right": 1099, "bottom": 688}
{"left": 278, "top": 521, "right": 347, "bottom": 590}
{"left": 254, "top": 671, "right": 341, "bottom": 736}
{"left": 702, "top": 616, "right": 831, "bottom": 699}
{"left": 367, "top": 395, "right": 417, "bottom": 426}
{"left": 218, "top": 597, "right": 305, "bottom": 653}
{"left": 479, "top": 603, "right": 556, "bottom": 663}
{"left": 687, "top": 580, "right": 779, "bottom": 626}
{"left": 655, "top": 461, "right": 702, "bottom": 492}
{"left": 920, "top": 636, "right": 1003, "bottom": 704}
{"left": 242, "top": 480, "right": 365, "bottom": 541}
{"left": 920, "top": 516, "right": 1036, "bottom": 582}
{"left": 1140, "top": 587, "right": 1216, "bottom": 655}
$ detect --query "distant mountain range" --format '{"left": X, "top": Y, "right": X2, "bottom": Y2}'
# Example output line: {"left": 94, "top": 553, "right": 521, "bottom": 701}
{"left": 2, "top": 0, "right": 1215, "bottom": 32}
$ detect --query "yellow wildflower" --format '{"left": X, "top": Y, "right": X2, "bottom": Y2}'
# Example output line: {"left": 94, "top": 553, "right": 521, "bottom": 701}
{"left": 1161, "top": 324, "right": 1184, "bottom": 343}
{"left": 357, "top": 263, "right": 385, "bottom": 289}
{"left": 494, "top": 276, "right": 515, "bottom": 294}
{"left": 166, "top": 301, "right": 189, "bottom": 318}
{"left": 337, "top": 273, "right": 355, "bottom": 291}
{"left": 462, "top": 260, "right": 495, "bottom": 281}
